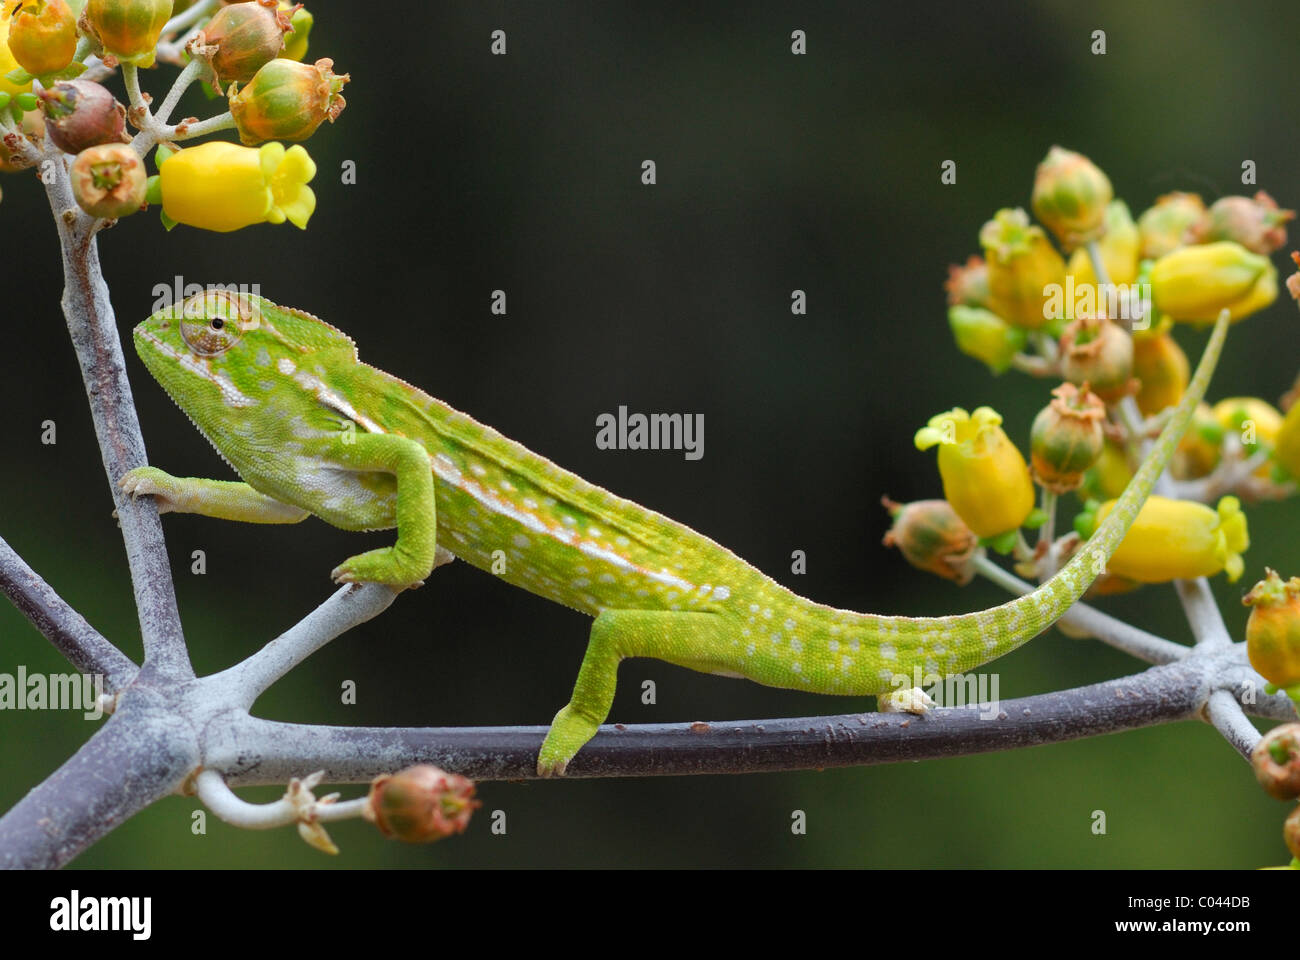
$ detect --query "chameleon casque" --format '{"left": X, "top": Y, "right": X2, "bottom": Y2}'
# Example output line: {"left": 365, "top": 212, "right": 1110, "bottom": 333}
{"left": 120, "top": 290, "right": 1230, "bottom": 776}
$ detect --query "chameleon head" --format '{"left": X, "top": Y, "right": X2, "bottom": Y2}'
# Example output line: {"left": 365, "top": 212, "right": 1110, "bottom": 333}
{"left": 132, "top": 290, "right": 359, "bottom": 448}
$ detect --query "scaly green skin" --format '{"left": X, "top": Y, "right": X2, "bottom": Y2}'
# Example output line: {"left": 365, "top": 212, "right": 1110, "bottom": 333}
{"left": 120, "top": 292, "right": 1231, "bottom": 776}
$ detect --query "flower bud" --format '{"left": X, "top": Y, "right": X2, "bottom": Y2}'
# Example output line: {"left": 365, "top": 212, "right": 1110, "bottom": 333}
{"left": 979, "top": 207, "right": 1066, "bottom": 329}
{"left": 196, "top": 0, "right": 290, "bottom": 89}
{"left": 947, "top": 304, "right": 1025, "bottom": 375}
{"left": 1030, "top": 146, "right": 1113, "bottom": 251}
{"left": 0, "top": 2, "right": 33, "bottom": 98}
{"left": 159, "top": 139, "right": 316, "bottom": 231}
{"left": 279, "top": 1, "right": 310, "bottom": 60}
{"left": 1132, "top": 323, "right": 1189, "bottom": 417}
{"left": 70, "top": 142, "right": 145, "bottom": 218}
{"left": 1172, "top": 402, "right": 1222, "bottom": 480}
{"left": 881, "top": 497, "right": 978, "bottom": 585}
{"left": 1275, "top": 400, "right": 1300, "bottom": 479}
{"left": 945, "top": 255, "right": 990, "bottom": 308}
{"left": 1286, "top": 804, "right": 1300, "bottom": 862}
{"left": 1187, "top": 190, "right": 1294, "bottom": 255}
{"left": 1243, "top": 570, "right": 1300, "bottom": 691}
{"left": 364, "top": 765, "right": 480, "bottom": 843}
{"left": 914, "top": 406, "right": 1034, "bottom": 539}
{"left": 7, "top": 0, "right": 77, "bottom": 76}
{"left": 1060, "top": 315, "right": 1134, "bottom": 403}
{"left": 1078, "top": 438, "right": 1131, "bottom": 502}
{"left": 1065, "top": 199, "right": 1140, "bottom": 287}
{"left": 38, "top": 80, "right": 128, "bottom": 153}
{"left": 1029, "top": 382, "right": 1106, "bottom": 493}
{"left": 1089, "top": 494, "right": 1249, "bottom": 583}
{"left": 229, "top": 56, "right": 348, "bottom": 145}
{"left": 1250, "top": 723, "right": 1300, "bottom": 801}
{"left": 85, "top": 0, "right": 173, "bottom": 68}
{"left": 1213, "top": 396, "right": 1281, "bottom": 478}
{"left": 1136, "top": 191, "right": 1206, "bottom": 260}
{"left": 1149, "top": 241, "right": 1274, "bottom": 322}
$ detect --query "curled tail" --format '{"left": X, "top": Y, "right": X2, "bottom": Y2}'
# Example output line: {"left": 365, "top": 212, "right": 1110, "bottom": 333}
{"left": 767, "top": 311, "right": 1230, "bottom": 695}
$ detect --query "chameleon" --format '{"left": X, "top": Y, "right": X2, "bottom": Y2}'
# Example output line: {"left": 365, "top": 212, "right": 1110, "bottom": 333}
{"left": 119, "top": 290, "right": 1231, "bottom": 776}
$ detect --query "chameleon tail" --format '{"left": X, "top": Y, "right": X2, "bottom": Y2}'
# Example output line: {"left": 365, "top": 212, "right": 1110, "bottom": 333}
{"left": 897, "top": 309, "right": 1232, "bottom": 677}
{"left": 765, "top": 310, "right": 1231, "bottom": 695}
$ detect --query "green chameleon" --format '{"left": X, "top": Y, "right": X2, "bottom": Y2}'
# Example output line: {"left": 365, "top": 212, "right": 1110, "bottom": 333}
{"left": 119, "top": 291, "right": 1230, "bottom": 776}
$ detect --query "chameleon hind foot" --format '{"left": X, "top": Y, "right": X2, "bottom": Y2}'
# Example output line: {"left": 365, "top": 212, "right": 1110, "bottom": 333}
{"left": 537, "top": 704, "right": 602, "bottom": 778}
{"left": 878, "top": 686, "right": 936, "bottom": 714}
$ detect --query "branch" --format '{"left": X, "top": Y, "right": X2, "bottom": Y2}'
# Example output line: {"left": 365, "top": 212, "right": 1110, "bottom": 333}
{"left": 205, "top": 583, "right": 397, "bottom": 709}
{"left": 1175, "top": 577, "right": 1232, "bottom": 649}
{"left": 0, "top": 533, "right": 137, "bottom": 691}
{"left": 210, "top": 660, "right": 1217, "bottom": 784}
{"left": 1205, "top": 689, "right": 1262, "bottom": 759}
{"left": 0, "top": 691, "right": 198, "bottom": 868}
{"left": 41, "top": 131, "right": 192, "bottom": 681}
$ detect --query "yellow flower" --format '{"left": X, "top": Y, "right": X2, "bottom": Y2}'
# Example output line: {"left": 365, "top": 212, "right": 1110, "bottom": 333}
{"left": 979, "top": 208, "right": 1066, "bottom": 330}
{"left": 1132, "top": 328, "right": 1189, "bottom": 416}
{"left": 1092, "top": 495, "right": 1249, "bottom": 583}
{"left": 946, "top": 305, "right": 1025, "bottom": 374}
{"left": 0, "top": 2, "right": 33, "bottom": 98}
{"left": 1150, "top": 241, "right": 1276, "bottom": 322}
{"left": 278, "top": 2, "right": 311, "bottom": 61}
{"left": 1078, "top": 437, "right": 1132, "bottom": 502}
{"left": 160, "top": 140, "right": 316, "bottom": 232}
{"left": 1065, "top": 199, "right": 1140, "bottom": 287}
{"left": 1275, "top": 401, "right": 1300, "bottom": 479}
{"left": 914, "top": 406, "right": 1034, "bottom": 539}
{"left": 1213, "top": 396, "right": 1281, "bottom": 478}
{"left": 1136, "top": 191, "right": 1205, "bottom": 260}
{"left": 1243, "top": 570, "right": 1300, "bottom": 690}
{"left": 1173, "top": 402, "right": 1222, "bottom": 480}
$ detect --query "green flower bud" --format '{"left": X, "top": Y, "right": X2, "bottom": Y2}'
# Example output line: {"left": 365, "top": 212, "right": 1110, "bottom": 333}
{"left": 1030, "top": 146, "right": 1114, "bottom": 251}
{"left": 196, "top": 0, "right": 291, "bottom": 89}
{"left": 1060, "top": 315, "right": 1133, "bottom": 403}
{"left": 39, "top": 80, "right": 128, "bottom": 154}
{"left": 279, "top": 1, "right": 310, "bottom": 60}
{"left": 85, "top": 0, "right": 173, "bottom": 68}
{"left": 979, "top": 207, "right": 1066, "bottom": 330}
{"left": 1136, "top": 191, "right": 1206, "bottom": 260}
{"left": 1187, "top": 190, "right": 1294, "bottom": 255}
{"left": 1030, "top": 382, "right": 1106, "bottom": 493}
{"left": 70, "top": 142, "right": 146, "bottom": 218}
{"left": 881, "top": 497, "right": 978, "bottom": 585}
{"left": 364, "top": 765, "right": 481, "bottom": 843}
{"left": 947, "top": 304, "right": 1026, "bottom": 374}
{"left": 229, "top": 56, "right": 348, "bottom": 145}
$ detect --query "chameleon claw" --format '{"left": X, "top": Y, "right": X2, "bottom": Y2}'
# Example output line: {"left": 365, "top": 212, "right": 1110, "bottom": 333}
{"left": 878, "top": 686, "right": 936, "bottom": 715}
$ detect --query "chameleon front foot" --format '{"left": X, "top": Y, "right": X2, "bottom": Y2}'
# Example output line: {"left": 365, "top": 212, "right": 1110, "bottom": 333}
{"left": 118, "top": 466, "right": 182, "bottom": 513}
{"left": 536, "top": 704, "right": 601, "bottom": 778}
{"left": 330, "top": 547, "right": 430, "bottom": 590}
{"left": 878, "top": 686, "right": 936, "bottom": 715}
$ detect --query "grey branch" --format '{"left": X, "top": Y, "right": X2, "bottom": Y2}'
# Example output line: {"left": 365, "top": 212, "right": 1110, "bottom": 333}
{"left": 0, "top": 534, "right": 137, "bottom": 692}
{"left": 41, "top": 142, "right": 192, "bottom": 682}
{"left": 1175, "top": 578, "right": 1233, "bottom": 650}
{"left": 210, "top": 659, "right": 1228, "bottom": 784}
{"left": 1205, "top": 689, "right": 1263, "bottom": 759}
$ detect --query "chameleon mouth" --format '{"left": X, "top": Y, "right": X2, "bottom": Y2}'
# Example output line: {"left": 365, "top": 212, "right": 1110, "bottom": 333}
{"left": 134, "top": 326, "right": 257, "bottom": 410}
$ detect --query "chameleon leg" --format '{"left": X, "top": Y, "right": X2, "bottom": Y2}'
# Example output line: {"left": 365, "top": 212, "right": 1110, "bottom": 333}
{"left": 119, "top": 467, "right": 311, "bottom": 523}
{"left": 326, "top": 434, "right": 438, "bottom": 590}
{"left": 538, "top": 609, "right": 728, "bottom": 777}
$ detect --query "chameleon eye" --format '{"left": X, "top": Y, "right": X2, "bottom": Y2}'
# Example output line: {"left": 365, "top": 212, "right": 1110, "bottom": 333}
{"left": 178, "top": 291, "right": 251, "bottom": 356}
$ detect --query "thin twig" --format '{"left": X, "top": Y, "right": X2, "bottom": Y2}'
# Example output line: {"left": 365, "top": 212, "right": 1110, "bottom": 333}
{"left": 205, "top": 583, "right": 397, "bottom": 709}
{"left": 1205, "top": 689, "right": 1262, "bottom": 759}
{"left": 0, "top": 534, "right": 138, "bottom": 691}
{"left": 1175, "top": 577, "right": 1233, "bottom": 649}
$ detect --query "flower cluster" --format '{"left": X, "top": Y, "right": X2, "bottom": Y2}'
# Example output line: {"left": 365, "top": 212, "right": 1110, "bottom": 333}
{"left": 890, "top": 148, "right": 1299, "bottom": 594}
{"left": 0, "top": 0, "right": 347, "bottom": 232}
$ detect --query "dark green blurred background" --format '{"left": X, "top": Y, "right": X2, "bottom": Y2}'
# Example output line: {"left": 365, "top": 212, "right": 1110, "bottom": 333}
{"left": 2, "top": 0, "right": 1298, "bottom": 867}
